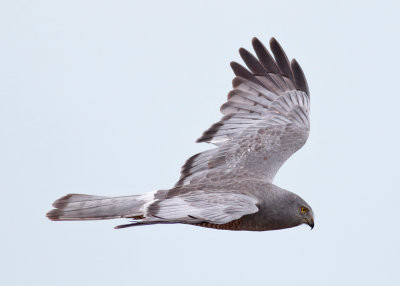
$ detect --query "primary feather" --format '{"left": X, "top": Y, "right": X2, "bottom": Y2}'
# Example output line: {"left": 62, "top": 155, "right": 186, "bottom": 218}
{"left": 180, "top": 37, "right": 310, "bottom": 186}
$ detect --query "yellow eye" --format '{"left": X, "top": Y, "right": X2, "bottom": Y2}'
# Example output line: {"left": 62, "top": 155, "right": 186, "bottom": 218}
{"left": 300, "top": 207, "right": 308, "bottom": 214}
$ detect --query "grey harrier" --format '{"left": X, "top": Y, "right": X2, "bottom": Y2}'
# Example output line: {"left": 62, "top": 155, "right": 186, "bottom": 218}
{"left": 47, "top": 37, "right": 314, "bottom": 231}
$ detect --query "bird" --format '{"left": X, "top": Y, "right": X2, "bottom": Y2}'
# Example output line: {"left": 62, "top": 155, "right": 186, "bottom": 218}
{"left": 47, "top": 37, "right": 314, "bottom": 231}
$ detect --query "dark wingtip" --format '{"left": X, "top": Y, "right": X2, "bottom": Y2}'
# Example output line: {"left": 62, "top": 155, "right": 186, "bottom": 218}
{"left": 231, "top": 77, "right": 242, "bottom": 88}
{"left": 269, "top": 37, "right": 294, "bottom": 80}
{"left": 46, "top": 209, "right": 62, "bottom": 221}
{"left": 251, "top": 37, "right": 260, "bottom": 45}
{"left": 269, "top": 37, "right": 278, "bottom": 46}
{"left": 230, "top": 61, "right": 242, "bottom": 74}
{"left": 251, "top": 37, "right": 263, "bottom": 49}
{"left": 291, "top": 58, "right": 310, "bottom": 95}
{"left": 238, "top": 48, "right": 249, "bottom": 63}
{"left": 230, "top": 61, "right": 263, "bottom": 86}
{"left": 52, "top": 193, "right": 75, "bottom": 208}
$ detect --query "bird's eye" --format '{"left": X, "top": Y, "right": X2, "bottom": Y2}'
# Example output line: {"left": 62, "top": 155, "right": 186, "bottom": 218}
{"left": 300, "top": 207, "right": 308, "bottom": 214}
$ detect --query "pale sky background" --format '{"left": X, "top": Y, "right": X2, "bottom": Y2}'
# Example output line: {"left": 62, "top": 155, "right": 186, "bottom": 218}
{"left": 1, "top": 1, "right": 399, "bottom": 285}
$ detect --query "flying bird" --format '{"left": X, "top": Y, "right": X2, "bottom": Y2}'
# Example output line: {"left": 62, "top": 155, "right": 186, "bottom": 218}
{"left": 47, "top": 37, "right": 314, "bottom": 231}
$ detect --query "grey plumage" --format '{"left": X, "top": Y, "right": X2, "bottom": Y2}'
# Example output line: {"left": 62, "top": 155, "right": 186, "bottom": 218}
{"left": 47, "top": 194, "right": 149, "bottom": 220}
{"left": 47, "top": 37, "right": 315, "bottom": 231}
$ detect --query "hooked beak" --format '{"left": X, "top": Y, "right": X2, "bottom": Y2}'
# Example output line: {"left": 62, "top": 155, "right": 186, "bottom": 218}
{"left": 305, "top": 217, "right": 314, "bottom": 230}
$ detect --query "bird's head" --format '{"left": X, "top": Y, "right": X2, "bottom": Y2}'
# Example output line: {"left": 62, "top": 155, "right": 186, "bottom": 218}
{"left": 263, "top": 188, "right": 315, "bottom": 231}
{"left": 296, "top": 198, "right": 314, "bottom": 229}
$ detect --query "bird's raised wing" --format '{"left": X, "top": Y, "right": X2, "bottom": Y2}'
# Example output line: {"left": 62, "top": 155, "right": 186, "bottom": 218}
{"left": 176, "top": 37, "right": 310, "bottom": 187}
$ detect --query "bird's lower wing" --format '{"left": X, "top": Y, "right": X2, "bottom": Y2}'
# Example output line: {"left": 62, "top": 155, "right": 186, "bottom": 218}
{"left": 145, "top": 191, "right": 259, "bottom": 225}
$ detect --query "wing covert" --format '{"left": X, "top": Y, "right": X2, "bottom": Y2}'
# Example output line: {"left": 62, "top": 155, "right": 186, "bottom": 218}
{"left": 148, "top": 191, "right": 259, "bottom": 225}
{"left": 176, "top": 37, "right": 310, "bottom": 187}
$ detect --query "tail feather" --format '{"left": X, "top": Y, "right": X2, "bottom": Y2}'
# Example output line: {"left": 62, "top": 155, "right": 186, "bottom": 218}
{"left": 47, "top": 193, "right": 152, "bottom": 221}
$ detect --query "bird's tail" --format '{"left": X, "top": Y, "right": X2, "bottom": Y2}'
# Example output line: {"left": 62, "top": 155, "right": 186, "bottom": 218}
{"left": 46, "top": 192, "right": 154, "bottom": 221}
